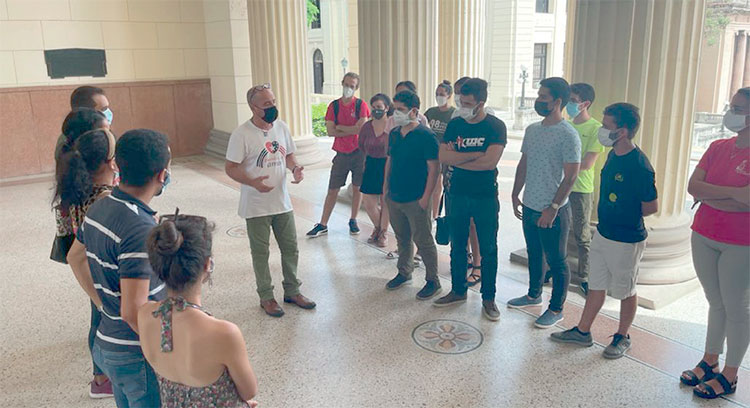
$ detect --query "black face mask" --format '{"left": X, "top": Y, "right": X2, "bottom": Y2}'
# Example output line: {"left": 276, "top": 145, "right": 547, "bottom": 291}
{"left": 372, "top": 109, "right": 386, "bottom": 120}
{"left": 261, "top": 106, "right": 278, "bottom": 123}
{"left": 534, "top": 100, "right": 553, "bottom": 117}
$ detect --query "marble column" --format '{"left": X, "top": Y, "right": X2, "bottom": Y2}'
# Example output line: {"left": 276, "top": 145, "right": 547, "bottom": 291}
{"left": 246, "top": 0, "right": 321, "bottom": 165}
{"left": 565, "top": 0, "right": 705, "bottom": 288}
{"left": 732, "top": 30, "right": 747, "bottom": 96}
{"left": 437, "top": 0, "right": 487, "bottom": 85}
{"left": 357, "top": 0, "right": 438, "bottom": 108}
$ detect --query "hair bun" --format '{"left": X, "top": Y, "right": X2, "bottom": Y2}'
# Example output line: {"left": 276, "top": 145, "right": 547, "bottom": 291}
{"left": 442, "top": 79, "right": 452, "bottom": 86}
{"left": 154, "top": 221, "right": 184, "bottom": 256}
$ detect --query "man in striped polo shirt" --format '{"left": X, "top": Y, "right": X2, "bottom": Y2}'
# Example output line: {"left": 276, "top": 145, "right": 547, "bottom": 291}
{"left": 71, "top": 128, "right": 170, "bottom": 407}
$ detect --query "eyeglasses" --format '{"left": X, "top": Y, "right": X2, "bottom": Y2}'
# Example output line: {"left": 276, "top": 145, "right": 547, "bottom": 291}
{"left": 248, "top": 83, "right": 271, "bottom": 101}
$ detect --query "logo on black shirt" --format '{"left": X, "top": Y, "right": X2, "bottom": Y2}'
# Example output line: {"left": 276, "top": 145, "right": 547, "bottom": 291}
{"left": 456, "top": 136, "right": 486, "bottom": 149}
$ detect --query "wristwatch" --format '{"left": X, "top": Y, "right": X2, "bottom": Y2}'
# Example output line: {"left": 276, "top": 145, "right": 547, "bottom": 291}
{"left": 549, "top": 202, "right": 560, "bottom": 210}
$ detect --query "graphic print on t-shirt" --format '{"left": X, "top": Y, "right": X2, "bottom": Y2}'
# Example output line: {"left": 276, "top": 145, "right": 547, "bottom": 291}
{"left": 454, "top": 136, "right": 487, "bottom": 149}
{"left": 256, "top": 140, "right": 287, "bottom": 167}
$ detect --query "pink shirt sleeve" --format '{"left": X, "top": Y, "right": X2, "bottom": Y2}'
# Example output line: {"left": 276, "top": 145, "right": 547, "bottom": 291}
{"left": 324, "top": 101, "right": 335, "bottom": 122}
{"left": 696, "top": 141, "right": 718, "bottom": 171}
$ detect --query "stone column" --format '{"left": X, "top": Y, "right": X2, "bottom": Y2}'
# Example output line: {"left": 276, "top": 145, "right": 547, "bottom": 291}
{"left": 732, "top": 30, "right": 747, "bottom": 96}
{"left": 437, "top": 0, "right": 487, "bottom": 85}
{"left": 357, "top": 0, "right": 438, "bottom": 108}
{"left": 744, "top": 34, "right": 750, "bottom": 88}
{"left": 564, "top": 0, "right": 706, "bottom": 305}
{"left": 247, "top": 0, "right": 321, "bottom": 165}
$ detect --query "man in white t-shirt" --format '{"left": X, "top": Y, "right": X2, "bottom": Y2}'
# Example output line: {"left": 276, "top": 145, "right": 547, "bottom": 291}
{"left": 225, "top": 83, "right": 316, "bottom": 317}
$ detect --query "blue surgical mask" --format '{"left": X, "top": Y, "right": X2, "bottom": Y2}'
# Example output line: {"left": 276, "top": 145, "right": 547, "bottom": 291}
{"left": 566, "top": 102, "right": 581, "bottom": 119}
{"left": 101, "top": 108, "right": 113, "bottom": 124}
{"left": 156, "top": 169, "right": 171, "bottom": 196}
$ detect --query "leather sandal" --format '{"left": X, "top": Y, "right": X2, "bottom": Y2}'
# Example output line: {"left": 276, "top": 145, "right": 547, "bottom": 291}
{"left": 693, "top": 373, "right": 737, "bottom": 399}
{"left": 467, "top": 267, "right": 482, "bottom": 287}
{"left": 680, "top": 360, "right": 718, "bottom": 386}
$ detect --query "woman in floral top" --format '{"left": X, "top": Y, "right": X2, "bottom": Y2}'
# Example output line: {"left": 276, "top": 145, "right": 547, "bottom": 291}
{"left": 52, "top": 127, "right": 117, "bottom": 397}
{"left": 139, "top": 211, "right": 258, "bottom": 407}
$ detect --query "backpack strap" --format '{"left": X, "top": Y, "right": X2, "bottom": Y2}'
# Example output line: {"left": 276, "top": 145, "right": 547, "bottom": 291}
{"left": 355, "top": 98, "right": 362, "bottom": 120}
{"left": 332, "top": 99, "right": 340, "bottom": 125}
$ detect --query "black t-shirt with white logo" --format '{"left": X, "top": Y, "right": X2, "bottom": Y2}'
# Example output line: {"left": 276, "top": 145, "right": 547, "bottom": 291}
{"left": 443, "top": 115, "right": 507, "bottom": 197}
{"left": 597, "top": 147, "right": 658, "bottom": 243}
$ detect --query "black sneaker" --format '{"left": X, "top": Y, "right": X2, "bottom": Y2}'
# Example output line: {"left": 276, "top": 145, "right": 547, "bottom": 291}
{"left": 386, "top": 274, "right": 412, "bottom": 290}
{"left": 433, "top": 292, "right": 467, "bottom": 307}
{"left": 306, "top": 223, "right": 328, "bottom": 238}
{"left": 577, "top": 282, "right": 589, "bottom": 298}
{"left": 603, "top": 333, "right": 631, "bottom": 359}
{"left": 349, "top": 219, "right": 360, "bottom": 235}
{"left": 416, "top": 281, "right": 442, "bottom": 300}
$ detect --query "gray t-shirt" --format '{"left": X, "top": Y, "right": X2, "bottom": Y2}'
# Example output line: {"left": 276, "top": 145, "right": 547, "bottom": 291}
{"left": 521, "top": 120, "right": 581, "bottom": 212}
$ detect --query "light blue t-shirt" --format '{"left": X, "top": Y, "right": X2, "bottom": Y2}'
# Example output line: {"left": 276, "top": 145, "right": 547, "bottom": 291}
{"left": 521, "top": 120, "right": 582, "bottom": 212}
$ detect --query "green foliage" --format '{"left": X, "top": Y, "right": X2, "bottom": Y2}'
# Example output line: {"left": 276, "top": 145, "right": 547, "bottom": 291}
{"left": 311, "top": 103, "right": 328, "bottom": 137}
{"left": 306, "top": 0, "right": 320, "bottom": 27}
{"left": 704, "top": 7, "right": 731, "bottom": 47}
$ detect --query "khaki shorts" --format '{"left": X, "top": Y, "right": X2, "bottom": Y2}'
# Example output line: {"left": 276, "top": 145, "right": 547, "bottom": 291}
{"left": 328, "top": 149, "right": 365, "bottom": 189}
{"left": 588, "top": 231, "right": 646, "bottom": 300}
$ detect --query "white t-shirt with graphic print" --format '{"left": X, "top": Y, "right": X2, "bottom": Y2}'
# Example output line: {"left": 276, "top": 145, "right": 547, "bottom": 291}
{"left": 226, "top": 119, "right": 297, "bottom": 219}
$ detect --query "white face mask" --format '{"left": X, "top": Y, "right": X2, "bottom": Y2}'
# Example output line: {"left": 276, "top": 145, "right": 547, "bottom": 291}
{"left": 598, "top": 127, "right": 621, "bottom": 147}
{"left": 723, "top": 111, "right": 749, "bottom": 133}
{"left": 457, "top": 106, "right": 476, "bottom": 120}
{"left": 436, "top": 96, "right": 448, "bottom": 107}
{"left": 393, "top": 110, "right": 413, "bottom": 126}
{"left": 342, "top": 86, "right": 355, "bottom": 98}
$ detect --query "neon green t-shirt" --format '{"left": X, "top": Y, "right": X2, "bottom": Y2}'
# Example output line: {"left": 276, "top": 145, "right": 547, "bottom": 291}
{"left": 570, "top": 118, "right": 605, "bottom": 193}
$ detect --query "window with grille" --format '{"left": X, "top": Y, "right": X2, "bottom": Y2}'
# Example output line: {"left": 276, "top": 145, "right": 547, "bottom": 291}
{"left": 533, "top": 43, "right": 548, "bottom": 87}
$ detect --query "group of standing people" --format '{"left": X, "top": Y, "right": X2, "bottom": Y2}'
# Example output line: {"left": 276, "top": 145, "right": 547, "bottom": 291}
{"left": 48, "top": 74, "right": 748, "bottom": 407}
{"left": 53, "top": 86, "right": 258, "bottom": 407}
{"left": 293, "top": 71, "right": 748, "bottom": 399}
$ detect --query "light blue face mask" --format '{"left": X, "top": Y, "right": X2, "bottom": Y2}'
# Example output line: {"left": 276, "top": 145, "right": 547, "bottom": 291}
{"left": 566, "top": 102, "right": 581, "bottom": 119}
{"left": 101, "top": 108, "right": 113, "bottom": 125}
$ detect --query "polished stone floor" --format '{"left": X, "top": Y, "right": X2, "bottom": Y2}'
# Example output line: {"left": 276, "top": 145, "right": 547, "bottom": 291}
{"left": 0, "top": 138, "right": 747, "bottom": 407}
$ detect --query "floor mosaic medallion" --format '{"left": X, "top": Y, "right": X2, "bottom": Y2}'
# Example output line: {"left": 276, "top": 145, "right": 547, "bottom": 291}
{"left": 412, "top": 319, "right": 483, "bottom": 355}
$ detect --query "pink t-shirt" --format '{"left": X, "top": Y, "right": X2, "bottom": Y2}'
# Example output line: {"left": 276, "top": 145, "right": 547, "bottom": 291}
{"left": 691, "top": 137, "right": 750, "bottom": 246}
{"left": 325, "top": 97, "right": 371, "bottom": 154}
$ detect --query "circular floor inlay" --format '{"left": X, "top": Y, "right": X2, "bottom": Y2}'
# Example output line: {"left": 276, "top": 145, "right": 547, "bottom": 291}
{"left": 412, "top": 319, "right": 483, "bottom": 355}
{"left": 227, "top": 225, "right": 247, "bottom": 238}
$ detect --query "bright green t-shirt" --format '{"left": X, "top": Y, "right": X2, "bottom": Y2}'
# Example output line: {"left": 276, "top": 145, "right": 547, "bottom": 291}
{"left": 570, "top": 118, "right": 605, "bottom": 193}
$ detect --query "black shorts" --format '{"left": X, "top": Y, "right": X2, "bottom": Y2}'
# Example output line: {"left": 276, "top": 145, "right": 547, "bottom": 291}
{"left": 360, "top": 156, "right": 387, "bottom": 195}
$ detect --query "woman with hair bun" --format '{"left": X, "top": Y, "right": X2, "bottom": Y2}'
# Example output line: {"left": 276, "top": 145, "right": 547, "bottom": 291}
{"left": 138, "top": 210, "right": 258, "bottom": 407}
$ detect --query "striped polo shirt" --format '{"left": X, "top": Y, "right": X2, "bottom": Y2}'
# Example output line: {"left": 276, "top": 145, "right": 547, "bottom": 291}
{"left": 77, "top": 187, "right": 166, "bottom": 352}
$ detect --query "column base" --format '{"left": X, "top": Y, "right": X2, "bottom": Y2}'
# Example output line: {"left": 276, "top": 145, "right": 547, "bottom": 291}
{"left": 293, "top": 134, "right": 323, "bottom": 166}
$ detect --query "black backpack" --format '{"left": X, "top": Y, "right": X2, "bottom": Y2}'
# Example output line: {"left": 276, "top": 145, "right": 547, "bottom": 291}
{"left": 332, "top": 98, "right": 363, "bottom": 125}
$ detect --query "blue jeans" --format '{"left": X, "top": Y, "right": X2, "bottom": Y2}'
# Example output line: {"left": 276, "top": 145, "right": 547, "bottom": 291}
{"left": 92, "top": 342, "right": 161, "bottom": 408}
{"left": 89, "top": 302, "right": 104, "bottom": 376}
{"left": 448, "top": 193, "right": 499, "bottom": 300}
{"left": 522, "top": 205, "right": 571, "bottom": 312}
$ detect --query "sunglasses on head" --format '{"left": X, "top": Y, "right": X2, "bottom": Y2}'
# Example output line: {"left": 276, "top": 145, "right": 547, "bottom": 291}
{"left": 159, "top": 208, "right": 207, "bottom": 224}
{"left": 248, "top": 83, "right": 271, "bottom": 101}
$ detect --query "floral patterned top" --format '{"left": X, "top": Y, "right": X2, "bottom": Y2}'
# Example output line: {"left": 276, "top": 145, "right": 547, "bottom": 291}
{"left": 70, "top": 184, "right": 113, "bottom": 232}
{"left": 152, "top": 297, "right": 251, "bottom": 408}
{"left": 54, "top": 184, "right": 113, "bottom": 237}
